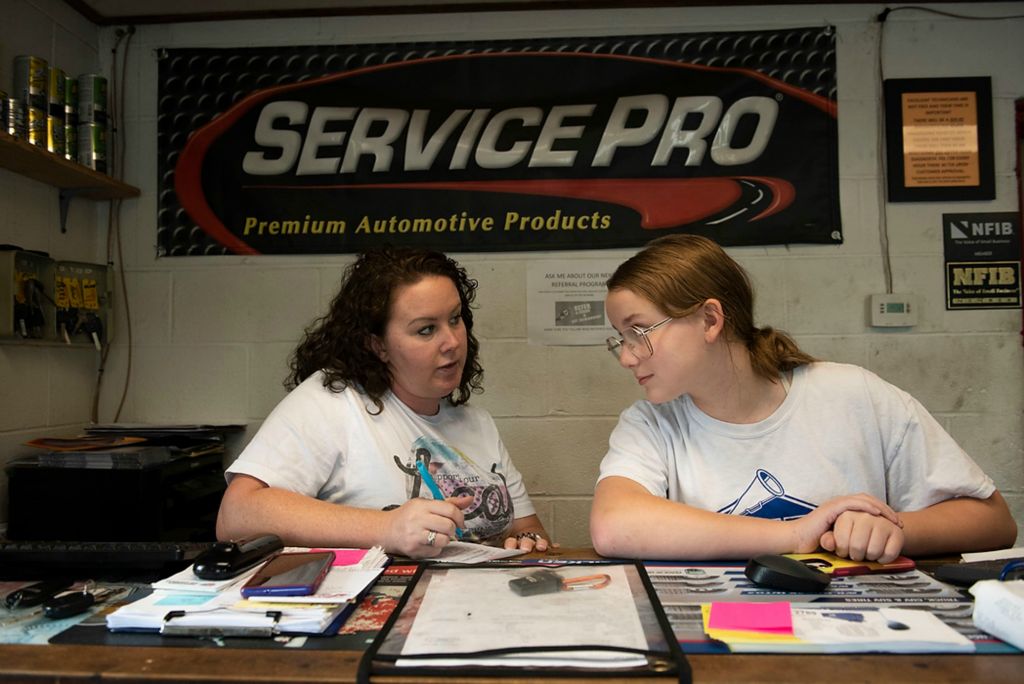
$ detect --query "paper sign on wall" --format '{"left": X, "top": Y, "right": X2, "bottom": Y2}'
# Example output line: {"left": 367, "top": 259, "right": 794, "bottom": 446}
{"left": 527, "top": 261, "right": 620, "bottom": 345}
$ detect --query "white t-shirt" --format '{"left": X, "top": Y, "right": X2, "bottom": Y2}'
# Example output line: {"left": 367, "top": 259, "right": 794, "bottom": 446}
{"left": 598, "top": 362, "right": 994, "bottom": 519}
{"left": 227, "top": 372, "right": 536, "bottom": 542}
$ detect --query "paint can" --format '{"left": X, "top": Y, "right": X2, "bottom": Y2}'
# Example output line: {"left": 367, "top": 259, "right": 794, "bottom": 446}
{"left": 47, "top": 66, "right": 67, "bottom": 156}
{"left": 64, "top": 75, "right": 79, "bottom": 161}
{"left": 77, "top": 74, "right": 108, "bottom": 126}
{"left": 3, "top": 96, "right": 27, "bottom": 139}
{"left": 13, "top": 55, "right": 47, "bottom": 111}
{"left": 26, "top": 105, "right": 47, "bottom": 148}
{"left": 13, "top": 55, "right": 48, "bottom": 148}
{"left": 78, "top": 122, "right": 107, "bottom": 173}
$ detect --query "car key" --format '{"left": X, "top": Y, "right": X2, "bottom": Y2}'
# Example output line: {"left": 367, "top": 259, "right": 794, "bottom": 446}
{"left": 42, "top": 585, "right": 122, "bottom": 620}
{"left": 509, "top": 569, "right": 563, "bottom": 596}
{"left": 43, "top": 591, "right": 95, "bottom": 619}
{"left": 4, "top": 579, "right": 74, "bottom": 609}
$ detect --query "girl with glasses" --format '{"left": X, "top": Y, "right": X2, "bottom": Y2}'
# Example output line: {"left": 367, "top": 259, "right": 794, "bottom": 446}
{"left": 591, "top": 234, "right": 1016, "bottom": 562}
{"left": 217, "top": 247, "right": 550, "bottom": 558}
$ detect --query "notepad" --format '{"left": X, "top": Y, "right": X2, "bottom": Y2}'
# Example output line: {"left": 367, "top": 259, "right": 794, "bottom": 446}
{"left": 707, "top": 602, "right": 792, "bottom": 634}
{"left": 703, "top": 603, "right": 974, "bottom": 654}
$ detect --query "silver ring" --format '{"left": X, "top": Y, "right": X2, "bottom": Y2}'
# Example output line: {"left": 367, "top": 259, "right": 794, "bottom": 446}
{"left": 426, "top": 530, "right": 437, "bottom": 546}
{"left": 515, "top": 532, "right": 541, "bottom": 541}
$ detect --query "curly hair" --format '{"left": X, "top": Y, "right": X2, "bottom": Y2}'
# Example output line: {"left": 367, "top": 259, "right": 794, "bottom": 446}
{"left": 287, "top": 247, "right": 484, "bottom": 413}
{"left": 607, "top": 234, "right": 815, "bottom": 381}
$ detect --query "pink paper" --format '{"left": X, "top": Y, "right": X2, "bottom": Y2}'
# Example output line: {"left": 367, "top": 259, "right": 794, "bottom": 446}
{"left": 708, "top": 602, "right": 793, "bottom": 634}
{"left": 310, "top": 548, "right": 369, "bottom": 566}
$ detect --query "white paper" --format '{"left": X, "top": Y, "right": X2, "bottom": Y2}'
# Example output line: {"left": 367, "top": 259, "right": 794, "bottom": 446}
{"left": 107, "top": 589, "right": 243, "bottom": 631}
{"left": 431, "top": 540, "right": 526, "bottom": 563}
{"left": 795, "top": 607, "right": 974, "bottom": 653}
{"left": 150, "top": 564, "right": 258, "bottom": 595}
{"left": 397, "top": 565, "right": 648, "bottom": 668}
{"left": 960, "top": 547, "right": 1024, "bottom": 563}
{"left": 526, "top": 260, "right": 620, "bottom": 346}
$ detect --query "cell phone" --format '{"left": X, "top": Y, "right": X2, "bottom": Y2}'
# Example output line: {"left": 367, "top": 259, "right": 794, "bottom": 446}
{"left": 193, "top": 534, "right": 284, "bottom": 580}
{"left": 240, "top": 551, "right": 334, "bottom": 598}
{"left": 785, "top": 551, "right": 915, "bottom": 577}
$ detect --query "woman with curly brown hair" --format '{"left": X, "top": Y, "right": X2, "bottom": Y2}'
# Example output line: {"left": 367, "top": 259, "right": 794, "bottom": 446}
{"left": 217, "top": 247, "right": 550, "bottom": 558}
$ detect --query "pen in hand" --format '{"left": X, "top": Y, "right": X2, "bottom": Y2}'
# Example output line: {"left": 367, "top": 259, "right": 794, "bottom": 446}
{"left": 415, "top": 461, "right": 464, "bottom": 539}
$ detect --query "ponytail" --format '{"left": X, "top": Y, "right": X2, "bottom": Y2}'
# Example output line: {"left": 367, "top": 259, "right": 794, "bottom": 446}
{"left": 748, "top": 326, "right": 816, "bottom": 381}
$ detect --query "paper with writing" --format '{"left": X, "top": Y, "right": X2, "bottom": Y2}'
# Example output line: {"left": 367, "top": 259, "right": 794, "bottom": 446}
{"left": 396, "top": 565, "right": 648, "bottom": 667}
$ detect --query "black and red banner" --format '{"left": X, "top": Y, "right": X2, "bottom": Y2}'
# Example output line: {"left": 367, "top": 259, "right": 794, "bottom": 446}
{"left": 157, "top": 28, "right": 840, "bottom": 256}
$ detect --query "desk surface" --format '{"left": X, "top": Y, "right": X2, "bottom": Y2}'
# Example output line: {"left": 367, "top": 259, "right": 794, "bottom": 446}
{"left": 1, "top": 548, "right": 1020, "bottom": 683}
{"left": 1, "top": 643, "right": 1021, "bottom": 683}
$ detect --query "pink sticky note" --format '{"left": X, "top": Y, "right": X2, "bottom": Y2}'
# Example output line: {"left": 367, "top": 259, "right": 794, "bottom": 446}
{"left": 708, "top": 602, "right": 793, "bottom": 634}
{"left": 311, "top": 548, "right": 369, "bottom": 566}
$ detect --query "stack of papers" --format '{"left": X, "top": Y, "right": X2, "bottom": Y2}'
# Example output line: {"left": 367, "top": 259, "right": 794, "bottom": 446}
{"left": 106, "top": 546, "right": 387, "bottom": 636}
{"left": 105, "top": 589, "right": 351, "bottom": 635}
{"left": 702, "top": 602, "right": 975, "bottom": 653}
{"left": 970, "top": 579, "right": 1024, "bottom": 650}
{"left": 432, "top": 540, "right": 525, "bottom": 563}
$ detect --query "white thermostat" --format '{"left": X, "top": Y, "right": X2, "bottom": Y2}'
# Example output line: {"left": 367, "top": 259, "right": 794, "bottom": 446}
{"left": 870, "top": 294, "right": 918, "bottom": 327}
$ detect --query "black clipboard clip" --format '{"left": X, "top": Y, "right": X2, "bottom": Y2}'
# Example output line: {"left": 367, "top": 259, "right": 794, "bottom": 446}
{"left": 159, "top": 609, "right": 283, "bottom": 637}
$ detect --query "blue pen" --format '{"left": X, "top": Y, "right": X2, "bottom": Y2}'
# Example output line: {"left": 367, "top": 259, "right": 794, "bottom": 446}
{"left": 416, "top": 461, "right": 464, "bottom": 539}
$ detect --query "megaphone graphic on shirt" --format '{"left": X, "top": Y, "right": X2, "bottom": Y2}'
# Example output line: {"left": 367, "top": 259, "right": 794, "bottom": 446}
{"left": 719, "top": 469, "right": 785, "bottom": 516}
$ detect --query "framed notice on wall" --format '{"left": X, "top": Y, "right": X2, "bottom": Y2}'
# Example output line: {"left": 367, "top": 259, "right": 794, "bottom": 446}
{"left": 884, "top": 77, "right": 994, "bottom": 202}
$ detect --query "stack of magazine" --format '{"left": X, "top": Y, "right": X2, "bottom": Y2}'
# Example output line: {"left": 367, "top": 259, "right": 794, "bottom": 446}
{"left": 21, "top": 423, "right": 242, "bottom": 469}
{"left": 106, "top": 546, "right": 387, "bottom": 636}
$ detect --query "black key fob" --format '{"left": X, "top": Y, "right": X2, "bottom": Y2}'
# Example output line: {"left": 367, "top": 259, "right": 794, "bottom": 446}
{"left": 509, "top": 569, "right": 562, "bottom": 596}
{"left": 43, "top": 591, "right": 95, "bottom": 619}
{"left": 4, "top": 579, "right": 74, "bottom": 609}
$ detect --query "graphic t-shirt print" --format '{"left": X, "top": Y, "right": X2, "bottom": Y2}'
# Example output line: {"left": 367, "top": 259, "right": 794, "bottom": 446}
{"left": 393, "top": 436, "right": 514, "bottom": 541}
{"left": 717, "top": 468, "right": 817, "bottom": 520}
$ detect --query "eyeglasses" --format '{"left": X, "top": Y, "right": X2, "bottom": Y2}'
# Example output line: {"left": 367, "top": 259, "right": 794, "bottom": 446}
{"left": 606, "top": 317, "right": 673, "bottom": 360}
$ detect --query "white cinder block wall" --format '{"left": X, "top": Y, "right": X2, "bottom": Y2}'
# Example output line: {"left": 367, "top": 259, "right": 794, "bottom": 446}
{"left": 2, "top": 1, "right": 1022, "bottom": 546}
{"left": 0, "top": 0, "right": 110, "bottom": 520}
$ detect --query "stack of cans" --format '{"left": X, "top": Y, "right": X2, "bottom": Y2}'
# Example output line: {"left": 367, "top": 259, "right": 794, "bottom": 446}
{"left": 1, "top": 88, "right": 27, "bottom": 139}
{"left": 6, "top": 55, "right": 108, "bottom": 174}
{"left": 77, "top": 74, "right": 107, "bottom": 173}
{"left": 47, "top": 65, "right": 67, "bottom": 156}
{"left": 64, "top": 76, "right": 78, "bottom": 162}
{"left": 13, "top": 55, "right": 47, "bottom": 148}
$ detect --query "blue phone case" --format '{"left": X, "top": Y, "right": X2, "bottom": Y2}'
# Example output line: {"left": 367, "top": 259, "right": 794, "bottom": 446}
{"left": 240, "top": 551, "right": 333, "bottom": 598}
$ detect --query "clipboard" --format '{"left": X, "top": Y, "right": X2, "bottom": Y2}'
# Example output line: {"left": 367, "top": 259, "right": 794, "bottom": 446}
{"left": 357, "top": 560, "right": 689, "bottom": 682}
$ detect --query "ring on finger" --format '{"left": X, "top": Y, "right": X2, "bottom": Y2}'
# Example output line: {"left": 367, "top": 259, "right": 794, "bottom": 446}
{"left": 515, "top": 532, "right": 541, "bottom": 542}
{"left": 426, "top": 530, "right": 437, "bottom": 546}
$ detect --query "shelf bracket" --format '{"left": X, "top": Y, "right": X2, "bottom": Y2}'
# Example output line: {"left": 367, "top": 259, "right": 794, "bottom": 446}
{"left": 58, "top": 188, "right": 82, "bottom": 234}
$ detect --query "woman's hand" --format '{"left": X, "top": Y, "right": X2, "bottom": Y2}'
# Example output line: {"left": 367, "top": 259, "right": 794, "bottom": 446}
{"left": 790, "top": 493, "right": 902, "bottom": 554}
{"left": 502, "top": 514, "right": 555, "bottom": 553}
{"left": 383, "top": 495, "right": 472, "bottom": 558}
{"left": 502, "top": 531, "right": 552, "bottom": 553}
{"left": 820, "top": 510, "right": 906, "bottom": 563}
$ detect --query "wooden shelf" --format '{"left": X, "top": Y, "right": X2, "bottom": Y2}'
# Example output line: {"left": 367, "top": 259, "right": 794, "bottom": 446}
{"left": 0, "top": 130, "right": 139, "bottom": 200}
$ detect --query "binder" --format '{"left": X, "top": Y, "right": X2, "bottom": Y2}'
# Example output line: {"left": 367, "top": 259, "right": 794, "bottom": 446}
{"left": 105, "top": 586, "right": 356, "bottom": 637}
{"left": 357, "top": 560, "right": 689, "bottom": 682}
